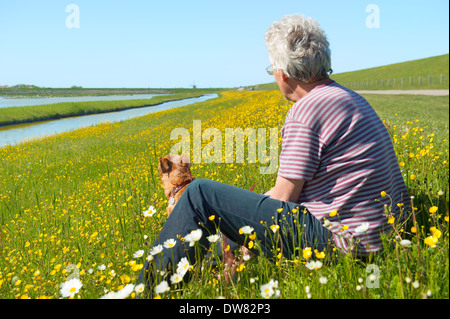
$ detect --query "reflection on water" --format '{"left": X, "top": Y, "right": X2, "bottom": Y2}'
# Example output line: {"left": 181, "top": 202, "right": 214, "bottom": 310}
{"left": 0, "top": 94, "right": 165, "bottom": 108}
{"left": 0, "top": 94, "right": 217, "bottom": 147}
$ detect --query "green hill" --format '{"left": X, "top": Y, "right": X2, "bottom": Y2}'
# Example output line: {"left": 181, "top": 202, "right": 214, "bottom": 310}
{"left": 253, "top": 53, "right": 449, "bottom": 90}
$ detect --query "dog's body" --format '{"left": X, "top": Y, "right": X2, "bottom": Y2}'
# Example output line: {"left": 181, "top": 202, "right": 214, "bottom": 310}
{"left": 158, "top": 154, "right": 195, "bottom": 217}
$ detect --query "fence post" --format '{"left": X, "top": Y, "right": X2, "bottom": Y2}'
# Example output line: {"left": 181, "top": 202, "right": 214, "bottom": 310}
{"left": 441, "top": 74, "right": 443, "bottom": 84}
{"left": 428, "top": 75, "right": 431, "bottom": 84}
{"left": 409, "top": 76, "right": 412, "bottom": 85}
{"left": 419, "top": 75, "right": 421, "bottom": 85}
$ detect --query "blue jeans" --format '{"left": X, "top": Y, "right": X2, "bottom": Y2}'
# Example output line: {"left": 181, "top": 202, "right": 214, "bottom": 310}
{"left": 137, "top": 179, "right": 333, "bottom": 291}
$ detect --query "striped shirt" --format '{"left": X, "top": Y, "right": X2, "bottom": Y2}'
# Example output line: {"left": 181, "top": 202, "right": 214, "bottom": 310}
{"left": 278, "top": 80, "right": 409, "bottom": 254}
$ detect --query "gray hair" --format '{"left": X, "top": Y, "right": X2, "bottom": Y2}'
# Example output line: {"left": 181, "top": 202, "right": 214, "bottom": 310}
{"left": 265, "top": 15, "right": 332, "bottom": 82}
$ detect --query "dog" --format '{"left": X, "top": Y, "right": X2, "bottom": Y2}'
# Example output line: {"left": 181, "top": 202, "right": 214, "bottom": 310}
{"left": 158, "top": 154, "right": 255, "bottom": 281}
{"left": 157, "top": 154, "right": 195, "bottom": 217}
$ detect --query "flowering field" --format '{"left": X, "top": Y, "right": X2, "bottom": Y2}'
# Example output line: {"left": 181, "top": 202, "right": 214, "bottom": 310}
{"left": 0, "top": 90, "right": 448, "bottom": 299}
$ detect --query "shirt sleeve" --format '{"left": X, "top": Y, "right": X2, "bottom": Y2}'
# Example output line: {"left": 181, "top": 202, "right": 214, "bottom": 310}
{"left": 278, "top": 119, "right": 323, "bottom": 181}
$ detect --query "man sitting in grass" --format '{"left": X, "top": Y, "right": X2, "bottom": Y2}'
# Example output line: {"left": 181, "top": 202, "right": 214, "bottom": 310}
{"left": 137, "top": 14, "right": 409, "bottom": 296}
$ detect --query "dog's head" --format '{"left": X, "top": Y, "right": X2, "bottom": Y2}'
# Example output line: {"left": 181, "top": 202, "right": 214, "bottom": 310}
{"left": 158, "top": 154, "right": 193, "bottom": 186}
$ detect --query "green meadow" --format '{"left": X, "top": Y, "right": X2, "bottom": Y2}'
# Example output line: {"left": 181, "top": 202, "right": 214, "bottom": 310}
{"left": 0, "top": 89, "right": 448, "bottom": 299}
{"left": 0, "top": 92, "right": 209, "bottom": 127}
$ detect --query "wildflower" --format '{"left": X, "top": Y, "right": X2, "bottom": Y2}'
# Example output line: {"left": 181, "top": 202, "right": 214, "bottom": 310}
{"left": 305, "top": 260, "right": 323, "bottom": 271}
{"left": 314, "top": 249, "right": 326, "bottom": 259}
{"left": 412, "top": 281, "right": 420, "bottom": 289}
{"left": 60, "top": 278, "right": 83, "bottom": 298}
{"left": 134, "top": 284, "right": 145, "bottom": 295}
{"left": 133, "top": 250, "right": 144, "bottom": 258}
{"left": 429, "top": 206, "right": 438, "bottom": 214}
{"left": 438, "top": 190, "right": 444, "bottom": 196}
{"left": 184, "top": 229, "right": 203, "bottom": 247}
{"left": 329, "top": 210, "right": 337, "bottom": 217}
{"left": 98, "top": 264, "right": 106, "bottom": 271}
{"left": 430, "top": 227, "right": 442, "bottom": 239}
{"left": 323, "top": 219, "right": 331, "bottom": 228}
{"left": 177, "top": 257, "right": 192, "bottom": 277}
{"left": 302, "top": 247, "right": 312, "bottom": 259}
{"left": 142, "top": 205, "right": 157, "bottom": 217}
{"left": 400, "top": 239, "right": 412, "bottom": 247}
{"left": 163, "top": 238, "right": 177, "bottom": 249}
{"left": 270, "top": 224, "right": 280, "bottom": 233}
{"left": 424, "top": 236, "right": 438, "bottom": 248}
{"left": 170, "top": 273, "right": 183, "bottom": 285}
{"left": 380, "top": 191, "right": 387, "bottom": 197}
{"left": 387, "top": 216, "right": 395, "bottom": 224}
{"left": 354, "top": 222, "right": 370, "bottom": 234}
{"left": 410, "top": 174, "right": 416, "bottom": 181}
{"left": 248, "top": 241, "right": 254, "bottom": 249}
{"left": 411, "top": 226, "right": 417, "bottom": 233}
{"left": 155, "top": 281, "right": 170, "bottom": 295}
{"left": 445, "top": 216, "right": 449, "bottom": 223}
{"left": 150, "top": 244, "right": 163, "bottom": 255}
{"left": 260, "top": 279, "right": 279, "bottom": 299}
{"left": 341, "top": 225, "right": 349, "bottom": 231}
{"left": 207, "top": 234, "right": 220, "bottom": 243}
{"left": 319, "top": 276, "right": 328, "bottom": 284}
{"left": 239, "top": 225, "right": 254, "bottom": 235}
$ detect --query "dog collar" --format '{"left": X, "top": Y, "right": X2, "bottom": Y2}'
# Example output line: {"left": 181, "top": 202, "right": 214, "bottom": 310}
{"left": 169, "top": 179, "right": 194, "bottom": 204}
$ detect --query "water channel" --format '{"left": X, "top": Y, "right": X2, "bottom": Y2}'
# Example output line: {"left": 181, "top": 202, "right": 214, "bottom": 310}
{"left": 0, "top": 94, "right": 218, "bottom": 147}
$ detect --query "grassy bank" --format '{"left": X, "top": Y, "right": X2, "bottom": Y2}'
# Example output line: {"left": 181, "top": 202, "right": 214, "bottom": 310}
{"left": 0, "top": 90, "right": 448, "bottom": 299}
{"left": 0, "top": 92, "right": 209, "bottom": 126}
{"left": 255, "top": 54, "right": 449, "bottom": 91}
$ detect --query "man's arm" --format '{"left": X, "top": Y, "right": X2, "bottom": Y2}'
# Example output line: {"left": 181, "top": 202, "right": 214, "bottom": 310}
{"left": 264, "top": 175, "right": 304, "bottom": 203}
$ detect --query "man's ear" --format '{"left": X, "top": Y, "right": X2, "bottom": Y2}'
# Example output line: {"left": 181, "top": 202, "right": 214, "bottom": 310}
{"left": 159, "top": 157, "right": 172, "bottom": 173}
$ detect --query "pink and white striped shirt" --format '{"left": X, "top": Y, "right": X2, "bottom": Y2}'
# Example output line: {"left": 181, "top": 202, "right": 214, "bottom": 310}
{"left": 278, "top": 80, "right": 409, "bottom": 254}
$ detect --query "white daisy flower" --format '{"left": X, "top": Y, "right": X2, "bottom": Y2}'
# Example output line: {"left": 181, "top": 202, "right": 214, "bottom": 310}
{"left": 354, "top": 222, "right": 370, "bottom": 234}
{"left": 176, "top": 257, "right": 192, "bottom": 277}
{"left": 184, "top": 229, "right": 203, "bottom": 247}
{"left": 142, "top": 205, "right": 157, "bottom": 217}
{"left": 60, "top": 278, "right": 83, "bottom": 298}
{"left": 239, "top": 225, "right": 254, "bottom": 235}
{"left": 305, "top": 260, "right": 323, "bottom": 271}
{"left": 150, "top": 244, "right": 163, "bottom": 255}
{"left": 97, "top": 264, "right": 106, "bottom": 271}
{"left": 170, "top": 273, "right": 183, "bottom": 284}
{"left": 163, "top": 238, "right": 177, "bottom": 249}
{"left": 155, "top": 281, "right": 170, "bottom": 295}
{"left": 207, "top": 234, "right": 220, "bottom": 243}
{"left": 133, "top": 249, "right": 144, "bottom": 258}
{"left": 134, "top": 283, "right": 145, "bottom": 294}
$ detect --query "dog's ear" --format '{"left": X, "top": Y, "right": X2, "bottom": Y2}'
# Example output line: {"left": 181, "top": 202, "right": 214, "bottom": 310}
{"left": 179, "top": 154, "right": 191, "bottom": 169}
{"left": 159, "top": 157, "right": 172, "bottom": 173}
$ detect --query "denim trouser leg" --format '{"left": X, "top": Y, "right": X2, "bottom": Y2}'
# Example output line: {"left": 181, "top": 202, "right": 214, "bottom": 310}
{"left": 137, "top": 178, "right": 333, "bottom": 291}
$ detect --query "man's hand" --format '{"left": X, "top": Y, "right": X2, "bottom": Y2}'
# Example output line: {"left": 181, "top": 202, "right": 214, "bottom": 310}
{"left": 264, "top": 175, "right": 304, "bottom": 203}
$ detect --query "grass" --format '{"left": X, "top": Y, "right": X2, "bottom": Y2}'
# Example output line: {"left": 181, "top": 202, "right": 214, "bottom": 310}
{"left": 254, "top": 53, "right": 449, "bottom": 91}
{"left": 0, "top": 92, "right": 211, "bottom": 126}
{"left": 0, "top": 90, "right": 448, "bottom": 299}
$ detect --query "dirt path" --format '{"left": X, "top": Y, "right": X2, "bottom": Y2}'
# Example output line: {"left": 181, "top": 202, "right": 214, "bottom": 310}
{"left": 356, "top": 89, "right": 449, "bottom": 96}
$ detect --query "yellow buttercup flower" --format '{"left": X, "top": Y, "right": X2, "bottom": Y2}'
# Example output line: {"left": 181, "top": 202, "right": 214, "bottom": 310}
{"left": 380, "top": 191, "right": 387, "bottom": 197}
{"left": 314, "top": 249, "right": 326, "bottom": 259}
{"left": 329, "top": 210, "right": 337, "bottom": 217}
{"left": 424, "top": 236, "right": 438, "bottom": 248}
{"left": 430, "top": 227, "right": 442, "bottom": 239}
{"left": 388, "top": 216, "right": 395, "bottom": 224}
{"left": 302, "top": 247, "right": 312, "bottom": 259}
{"left": 429, "top": 206, "right": 438, "bottom": 214}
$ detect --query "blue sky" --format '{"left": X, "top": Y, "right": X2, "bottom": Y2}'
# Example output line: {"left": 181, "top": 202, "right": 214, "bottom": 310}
{"left": 0, "top": 0, "right": 448, "bottom": 88}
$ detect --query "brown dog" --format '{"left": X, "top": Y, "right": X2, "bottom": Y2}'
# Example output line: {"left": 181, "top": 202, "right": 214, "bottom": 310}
{"left": 158, "top": 154, "right": 195, "bottom": 217}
